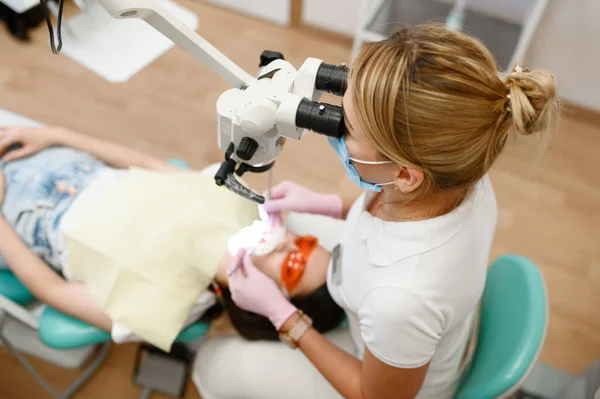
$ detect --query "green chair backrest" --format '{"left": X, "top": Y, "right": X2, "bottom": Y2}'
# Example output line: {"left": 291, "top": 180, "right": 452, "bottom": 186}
{"left": 455, "top": 255, "right": 548, "bottom": 399}
{"left": 0, "top": 270, "right": 36, "bottom": 306}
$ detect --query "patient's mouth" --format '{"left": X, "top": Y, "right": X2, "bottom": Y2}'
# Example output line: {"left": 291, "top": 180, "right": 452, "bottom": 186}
{"left": 227, "top": 219, "right": 286, "bottom": 257}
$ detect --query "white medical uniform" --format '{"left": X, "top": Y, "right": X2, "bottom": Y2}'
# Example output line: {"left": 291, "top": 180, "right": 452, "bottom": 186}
{"left": 192, "top": 175, "right": 497, "bottom": 399}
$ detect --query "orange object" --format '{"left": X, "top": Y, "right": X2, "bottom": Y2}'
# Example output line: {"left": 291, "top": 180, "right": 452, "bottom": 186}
{"left": 211, "top": 281, "right": 225, "bottom": 308}
{"left": 281, "top": 236, "right": 318, "bottom": 295}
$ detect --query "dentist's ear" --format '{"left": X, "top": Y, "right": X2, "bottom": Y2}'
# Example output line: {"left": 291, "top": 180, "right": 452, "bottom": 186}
{"left": 394, "top": 166, "right": 424, "bottom": 193}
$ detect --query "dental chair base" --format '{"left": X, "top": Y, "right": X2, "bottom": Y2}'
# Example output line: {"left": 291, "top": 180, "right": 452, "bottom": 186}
{"left": 134, "top": 343, "right": 195, "bottom": 398}
{"left": 0, "top": 306, "right": 96, "bottom": 369}
{"left": 0, "top": 297, "right": 112, "bottom": 399}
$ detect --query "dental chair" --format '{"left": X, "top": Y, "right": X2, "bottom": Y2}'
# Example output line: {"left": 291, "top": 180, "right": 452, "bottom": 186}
{"left": 0, "top": 109, "right": 210, "bottom": 398}
{"left": 0, "top": 265, "right": 210, "bottom": 399}
{"left": 0, "top": 156, "right": 210, "bottom": 399}
{"left": 455, "top": 254, "right": 549, "bottom": 399}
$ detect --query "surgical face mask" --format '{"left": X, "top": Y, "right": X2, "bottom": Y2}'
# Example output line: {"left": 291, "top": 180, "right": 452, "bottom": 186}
{"left": 328, "top": 136, "right": 394, "bottom": 192}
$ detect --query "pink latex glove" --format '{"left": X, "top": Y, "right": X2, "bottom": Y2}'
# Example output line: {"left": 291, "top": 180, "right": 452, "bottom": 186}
{"left": 262, "top": 181, "right": 343, "bottom": 219}
{"left": 227, "top": 249, "right": 298, "bottom": 330}
{"left": 268, "top": 211, "right": 282, "bottom": 229}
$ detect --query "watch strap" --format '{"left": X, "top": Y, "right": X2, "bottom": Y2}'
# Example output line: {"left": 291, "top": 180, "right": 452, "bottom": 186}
{"left": 280, "top": 311, "right": 313, "bottom": 348}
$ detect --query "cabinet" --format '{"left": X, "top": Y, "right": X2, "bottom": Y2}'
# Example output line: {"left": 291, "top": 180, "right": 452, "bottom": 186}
{"left": 350, "top": 0, "right": 549, "bottom": 72}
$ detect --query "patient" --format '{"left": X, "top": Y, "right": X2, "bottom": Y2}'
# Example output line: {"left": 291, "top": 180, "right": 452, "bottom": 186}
{"left": 0, "top": 126, "right": 343, "bottom": 344}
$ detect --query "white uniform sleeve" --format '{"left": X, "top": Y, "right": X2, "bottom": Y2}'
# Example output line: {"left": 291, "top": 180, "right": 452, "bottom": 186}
{"left": 358, "top": 286, "right": 445, "bottom": 368}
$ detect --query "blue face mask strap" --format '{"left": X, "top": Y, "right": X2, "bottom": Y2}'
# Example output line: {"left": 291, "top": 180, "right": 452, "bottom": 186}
{"left": 329, "top": 135, "right": 396, "bottom": 192}
{"left": 349, "top": 157, "right": 396, "bottom": 187}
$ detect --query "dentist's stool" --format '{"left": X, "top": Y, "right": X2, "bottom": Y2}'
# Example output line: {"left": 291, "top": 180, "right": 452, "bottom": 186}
{"left": 455, "top": 255, "right": 549, "bottom": 399}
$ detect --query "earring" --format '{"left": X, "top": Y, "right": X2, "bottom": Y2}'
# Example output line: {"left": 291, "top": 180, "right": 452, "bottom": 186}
{"left": 394, "top": 185, "right": 400, "bottom": 192}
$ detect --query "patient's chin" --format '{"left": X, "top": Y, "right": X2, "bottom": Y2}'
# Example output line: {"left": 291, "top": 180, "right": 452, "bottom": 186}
{"left": 214, "top": 251, "right": 233, "bottom": 286}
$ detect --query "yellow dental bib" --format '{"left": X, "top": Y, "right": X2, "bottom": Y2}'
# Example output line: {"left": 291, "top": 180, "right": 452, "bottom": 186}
{"left": 63, "top": 167, "right": 258, "bottom": 351}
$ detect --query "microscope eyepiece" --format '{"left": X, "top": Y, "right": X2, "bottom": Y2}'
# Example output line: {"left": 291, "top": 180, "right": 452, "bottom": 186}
{"left": 315, "top": 63, "right": 348, "bottom": 97}
{"left": 295, "top": 99, "right": 344, "bottom": 138}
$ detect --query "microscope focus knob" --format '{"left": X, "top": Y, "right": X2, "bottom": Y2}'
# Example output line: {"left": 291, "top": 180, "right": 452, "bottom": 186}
{"left": 236, "top": 137, "right": 259, "bottom": 161}
{"left": 259, "top": 50, "right": 285, "bottom": 67}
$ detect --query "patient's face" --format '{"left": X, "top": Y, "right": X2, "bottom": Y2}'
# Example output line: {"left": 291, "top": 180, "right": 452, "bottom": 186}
{"left": 215, "top": 231, "right": 327, "bottom": 297}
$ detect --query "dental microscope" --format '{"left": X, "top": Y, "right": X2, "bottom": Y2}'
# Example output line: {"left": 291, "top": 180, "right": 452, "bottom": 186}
{"left": 38, "top": 0, "right": 348, "bottom": 204}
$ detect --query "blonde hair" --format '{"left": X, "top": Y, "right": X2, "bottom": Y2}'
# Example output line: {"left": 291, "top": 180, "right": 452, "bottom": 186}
{"left": 351, "top": 24, "right": 559, "bottom": 194}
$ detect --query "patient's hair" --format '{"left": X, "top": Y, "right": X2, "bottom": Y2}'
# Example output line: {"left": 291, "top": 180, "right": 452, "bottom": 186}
{"left": 205, "top": 284, "right": 345, "bottom": 341}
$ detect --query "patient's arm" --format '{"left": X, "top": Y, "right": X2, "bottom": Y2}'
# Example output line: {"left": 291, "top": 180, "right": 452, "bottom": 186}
{"left": 0, "top": 218, "right": 112, "bottom": 331}
{"left": 0, "top": 126, "right": 183, "bottom": 172}
{"left": 56, "top": 128, "right": 184, "bottom": 172}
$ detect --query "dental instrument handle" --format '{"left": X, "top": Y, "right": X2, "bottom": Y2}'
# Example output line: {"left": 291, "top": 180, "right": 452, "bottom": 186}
{"left": 221, "top": 173, "right": 265, "bottom": 205}
{"left": 227, "top": 250, "right": 247, "bottom": 277}
{"left": 267, "top": 166, "right": 273, "bottom": 201}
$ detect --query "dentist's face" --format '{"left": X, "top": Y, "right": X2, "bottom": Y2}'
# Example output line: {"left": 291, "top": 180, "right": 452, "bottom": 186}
{"left": 341, "top": 88, "right": 399, "bottom": 186}
{"left": 341, "top": 85, "right": 426, "bottom": 194}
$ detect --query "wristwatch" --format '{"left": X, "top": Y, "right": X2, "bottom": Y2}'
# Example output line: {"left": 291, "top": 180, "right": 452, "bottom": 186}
{"left": 279, "top": 311, "right": 313, "bottom": 349}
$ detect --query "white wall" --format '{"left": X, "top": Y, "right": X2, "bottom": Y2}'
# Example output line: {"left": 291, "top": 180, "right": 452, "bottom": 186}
{"left": 525, "top": 0, "right": 600, "bottom": 111}
{"left": 302, "top": 0, "right": 361, "bottom": 36}
{"left": 301, "top": 0, "right": 600, "bottom": 111}
{"left": 202, "top": 0, "right": 291, "bottom": 26}
{"left": 433, "top": 0, "right": 534, "bottom": 25}
{"left": 301, "top": 0, "right": 530, "bottom": 35}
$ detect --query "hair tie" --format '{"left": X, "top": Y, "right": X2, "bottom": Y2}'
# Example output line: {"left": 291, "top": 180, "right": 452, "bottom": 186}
{"left": 511, "top": 65, "right": 530, "bottom": 74}
{"left": 505, "top": 65, "right": 529, "bottom": 111}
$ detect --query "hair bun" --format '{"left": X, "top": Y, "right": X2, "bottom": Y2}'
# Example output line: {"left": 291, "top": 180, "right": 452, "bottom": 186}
{"left": 505, "top": 68, "right": 559, "bottom": 136}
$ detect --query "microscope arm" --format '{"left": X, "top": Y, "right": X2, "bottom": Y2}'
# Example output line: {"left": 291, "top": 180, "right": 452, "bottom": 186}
{"left": 90, "top": 0, "right": 347, "bottom": 205}
{"left": 96, "top": 0, "right": 255, "bottom": 88}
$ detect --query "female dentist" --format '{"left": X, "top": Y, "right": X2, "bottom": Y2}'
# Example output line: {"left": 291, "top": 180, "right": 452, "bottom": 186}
{"left": 193, "top": 24, "right": 559, "bottom": 399}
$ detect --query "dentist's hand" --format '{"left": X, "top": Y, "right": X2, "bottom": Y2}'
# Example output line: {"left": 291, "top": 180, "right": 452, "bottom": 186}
{"left": 263, "top": 181, "right": 343, "bottom": 219}
{"left": 227, "top": 249, "right": 298, "bottom": 330}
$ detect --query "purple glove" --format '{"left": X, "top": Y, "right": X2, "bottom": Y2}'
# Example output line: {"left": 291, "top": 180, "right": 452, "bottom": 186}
{"left": 263, "top": 181, "right": 343, "bottom": 219}
{"left": 227, "top": 249, "right": 298, "bottom": 330}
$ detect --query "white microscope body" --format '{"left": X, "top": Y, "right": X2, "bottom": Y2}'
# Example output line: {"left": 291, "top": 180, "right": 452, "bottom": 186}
{"left": 91, "top": 0, "right": 347, "bottom": 203}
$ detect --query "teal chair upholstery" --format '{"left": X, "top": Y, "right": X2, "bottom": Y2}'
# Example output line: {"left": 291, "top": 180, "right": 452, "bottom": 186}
{"left": 0, "top": 270, "right": 36, "bottom": 306}
{"left": 39, "top": 307, "right": 211, "bottom": 350}
{"left": 167, "top": 158, "right": 192, "bottom": 169}
{"left": 455, "top": 255, "right": 548, "bottom": 399}
{"left": 0, "top": 259, "right": 211, "bottom": 351}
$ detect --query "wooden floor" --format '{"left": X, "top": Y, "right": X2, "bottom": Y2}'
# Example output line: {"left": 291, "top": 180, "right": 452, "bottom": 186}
{"left": 0, "top": 1, "right": 599, "bottom": 397}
